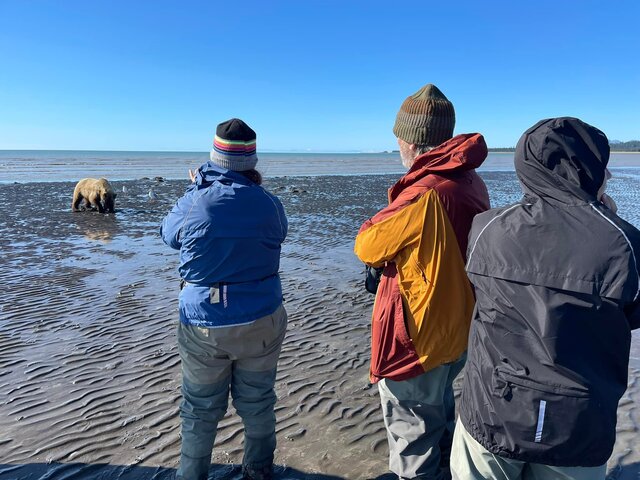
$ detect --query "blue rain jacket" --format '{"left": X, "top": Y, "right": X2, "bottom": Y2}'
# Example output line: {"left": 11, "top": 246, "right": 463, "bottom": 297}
{"left": 160, "top": 162, "right": 287, "bottom": 327}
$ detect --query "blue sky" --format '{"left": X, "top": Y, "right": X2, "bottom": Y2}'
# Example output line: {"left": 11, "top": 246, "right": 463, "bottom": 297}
{"left": 0, "top": 0, "right": 638, "bottom": 152}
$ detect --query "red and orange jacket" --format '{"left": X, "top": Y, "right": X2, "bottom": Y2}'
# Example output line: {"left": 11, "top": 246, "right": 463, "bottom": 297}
{"left": 354, "top": 133, "right": 490, "bottom": 383}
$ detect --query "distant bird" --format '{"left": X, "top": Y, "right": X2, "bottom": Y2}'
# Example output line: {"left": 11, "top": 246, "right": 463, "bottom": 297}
{"left": 122, "top": 185, "right": 128, "bottom": 194}
{"left": 148, "top": 188, "right": 158, "bottom": 202}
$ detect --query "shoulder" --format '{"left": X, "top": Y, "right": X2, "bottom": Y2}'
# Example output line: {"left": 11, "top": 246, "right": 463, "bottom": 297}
{"left": 432, "top": 170, "right": 488, "bottom": 195}
{"left": 468, "top": 202, "right": 526, "bottom": 247}
{"left": 259, "top": 186, "right": 284, "bottom": 205}
{"left": 386, "top": 185, "right": 438, "bottom": 216}
{"left": 198, "top": 182, "right": 285, "bottom": 215}
{"left": 474, "top": 202, "right": 525, "bottom": 226}
{"left": 75, "top": 177, "right": 98, "bottom": 188}
{"left": 590, "top": 204, "right": 640, "bottom": 271}
{"left": 391, "top": 178, "right": 442, "bottom": 206}
{"left": 592, "top": 204, "right": 640, "bottom": 245}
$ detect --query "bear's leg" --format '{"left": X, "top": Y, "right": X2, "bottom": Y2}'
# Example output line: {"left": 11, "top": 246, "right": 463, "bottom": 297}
{"left": 72, "top": 192, "right": 84, "bottom": 212}
{"left": 104, "top": 194, "right": 115, "bottom": 213}
{"left": 92, "top": 193, "right": 105, "bottom": 213}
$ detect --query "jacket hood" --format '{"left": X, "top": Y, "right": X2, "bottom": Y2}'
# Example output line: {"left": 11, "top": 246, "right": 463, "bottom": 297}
{"left": 515, "top": 117, "right": 609, "bottom": 204}
{"left": 194, "top": 161, "right": 253, "bottom": 187}
{"left": 389, "top": 133, "right": 487, "bottom": 201}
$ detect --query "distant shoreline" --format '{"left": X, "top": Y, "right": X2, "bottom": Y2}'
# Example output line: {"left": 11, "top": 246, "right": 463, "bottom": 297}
{"left": 1, "top": 148, "right": 638, "bottom": 155}
{"left": 488, "top": 149, "right": 639, "bottom": 153}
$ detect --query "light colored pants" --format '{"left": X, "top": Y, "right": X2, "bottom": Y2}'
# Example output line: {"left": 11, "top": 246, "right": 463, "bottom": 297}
{"left": 451, "top": 418, "right": 606, "bottom": 480}
{"left": 176, "top": 305, "right": 287, "bottom": 480}
{"left": 378, "top": 354, "right": 467, "bottom": 480}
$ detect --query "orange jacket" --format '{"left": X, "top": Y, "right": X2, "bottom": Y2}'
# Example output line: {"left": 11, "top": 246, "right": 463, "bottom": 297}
{"left": 354, "top": 134, "right": 490, "bottom": 382}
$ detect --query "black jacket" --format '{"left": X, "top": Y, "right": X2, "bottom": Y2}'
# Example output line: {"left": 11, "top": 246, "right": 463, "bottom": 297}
{"left": 459, "top": 117, "right": 640, "bottom": 467}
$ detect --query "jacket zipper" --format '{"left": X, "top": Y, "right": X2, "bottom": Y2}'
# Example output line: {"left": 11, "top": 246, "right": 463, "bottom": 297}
{"left": 495, "top": 368, "right": 589, "bottom": 398}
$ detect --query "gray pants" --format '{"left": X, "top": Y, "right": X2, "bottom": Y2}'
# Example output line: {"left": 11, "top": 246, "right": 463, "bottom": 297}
{"left": 378, "top": 354, "right": 466, "bottom": 480}
{"left": 451, "top": 418, "right": 606, "bottom": 480}
{"left": 176, "top": 305, "right": 287, "bottom": 480}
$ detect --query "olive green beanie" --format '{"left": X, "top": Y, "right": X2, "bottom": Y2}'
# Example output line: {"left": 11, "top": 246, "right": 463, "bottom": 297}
{"left": 393, "top": 84, "right": 455, "bottom": 146}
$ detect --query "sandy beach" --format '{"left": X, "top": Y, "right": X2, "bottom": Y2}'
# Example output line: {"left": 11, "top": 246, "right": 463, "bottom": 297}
{"left": 1, "top": 173, "right": 639, "bottom": 480}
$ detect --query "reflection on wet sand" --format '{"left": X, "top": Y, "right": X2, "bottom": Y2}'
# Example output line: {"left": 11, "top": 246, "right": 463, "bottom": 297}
{"left": 72, "top": 214, "right": 120, "bottom": 244}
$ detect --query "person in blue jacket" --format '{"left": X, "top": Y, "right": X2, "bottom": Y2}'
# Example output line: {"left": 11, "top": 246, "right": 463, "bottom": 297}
{"left": 160, "top": 118, "right": 288, "bottom": 480}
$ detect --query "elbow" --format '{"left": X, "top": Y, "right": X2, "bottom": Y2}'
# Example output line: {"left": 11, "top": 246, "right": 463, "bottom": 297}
{"left": 167, "top": 234, "right": 181, "bottom": 250}
{"left": 160, "top": 225, "right": 181, "bottom": 250}
{"left": 354, "top": 240, "right": 384, "bottom": 268}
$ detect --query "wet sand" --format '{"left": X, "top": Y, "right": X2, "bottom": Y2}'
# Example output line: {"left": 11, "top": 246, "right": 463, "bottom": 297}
{"left": 0, "top": 173, "right": 639, "bottom": 480}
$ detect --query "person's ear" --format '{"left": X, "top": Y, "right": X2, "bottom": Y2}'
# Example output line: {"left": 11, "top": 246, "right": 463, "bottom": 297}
{"left": 409, "top": 143, "right": 418, "bottom": 153}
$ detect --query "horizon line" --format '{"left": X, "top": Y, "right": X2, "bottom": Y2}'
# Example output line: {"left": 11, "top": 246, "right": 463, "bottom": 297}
{"left": 0, "top": 147, "right": 513, "bottom": 154}
{"left": 1, "top": 147, "right": 637, "bottom": 154}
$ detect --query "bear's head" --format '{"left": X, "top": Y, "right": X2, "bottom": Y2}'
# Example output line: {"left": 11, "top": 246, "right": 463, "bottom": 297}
{"left": 103, "top": 191, "right": 117, "bottom": 213}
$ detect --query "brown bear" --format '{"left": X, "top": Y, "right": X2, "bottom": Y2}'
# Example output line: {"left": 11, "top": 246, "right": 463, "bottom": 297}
{"left": 72, "top": 178, "right": 117, "bottom": 213}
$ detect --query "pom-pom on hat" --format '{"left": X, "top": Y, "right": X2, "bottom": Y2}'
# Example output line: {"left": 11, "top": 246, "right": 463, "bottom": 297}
{"left": 210, "top": 118, "right": 258, "bottom": 171}
{"left": 393, "top": 84, "right": 455, "bottom": 147}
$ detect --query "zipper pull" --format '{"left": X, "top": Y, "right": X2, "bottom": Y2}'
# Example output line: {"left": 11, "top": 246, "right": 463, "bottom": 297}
{"left": 499, "top": 381, "right": 512, "bottom": 399}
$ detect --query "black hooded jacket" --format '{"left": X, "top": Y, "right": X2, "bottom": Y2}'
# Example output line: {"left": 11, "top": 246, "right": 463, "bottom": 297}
{"left": 459, "top": 117, "right": 640, "bottom": 466}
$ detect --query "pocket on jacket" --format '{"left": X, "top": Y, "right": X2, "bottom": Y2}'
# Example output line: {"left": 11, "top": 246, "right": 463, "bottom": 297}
{"left": 178, "top": 285, "right": 212, "bottom": 321}
{"left": 493, "top": 368, "right": 589, "bottom": 399}
{"left": 490, "top": 367, "right": 615, "bottom": 466}
{"left": 370, "top": 263, "right": 423, "bottom": 382}
{"left": 410, "top": 255, "right": 431, "bottom": 294}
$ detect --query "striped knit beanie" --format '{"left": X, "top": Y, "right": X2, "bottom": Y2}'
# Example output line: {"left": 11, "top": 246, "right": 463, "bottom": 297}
{"left": 393, "top": 84, "right": 455, "bottom": 146}
{"left": 210, "top": 118, "right": 258, "bottom": 171}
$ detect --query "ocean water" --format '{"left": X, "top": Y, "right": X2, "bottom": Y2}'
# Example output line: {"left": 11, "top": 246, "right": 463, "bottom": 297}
{"left": 1, "top": 150, "right": 640, "bottom": 183}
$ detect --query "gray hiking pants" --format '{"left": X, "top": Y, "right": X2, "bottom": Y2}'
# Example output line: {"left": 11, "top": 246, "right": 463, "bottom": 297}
{"left": 176, "top": 305, "right": 287, "bottom": 480}
{"left": 378, "top": 354, "right": 466, "bottom": 480}
{"left": 451, "top": 418, "right": 606, "bottom": 480}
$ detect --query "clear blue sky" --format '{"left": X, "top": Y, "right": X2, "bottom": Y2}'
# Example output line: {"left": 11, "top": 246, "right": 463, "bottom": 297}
{"left": 0, "top": 0, "right": 638, "bottom": 152}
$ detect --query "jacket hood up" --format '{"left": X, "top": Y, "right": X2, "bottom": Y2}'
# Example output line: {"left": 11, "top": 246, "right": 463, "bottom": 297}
{"left": 515, "top": 117, "right": 610, "bottom": 204}
{"left": 389, "top": 133, "right": 487, "bottom": 202}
